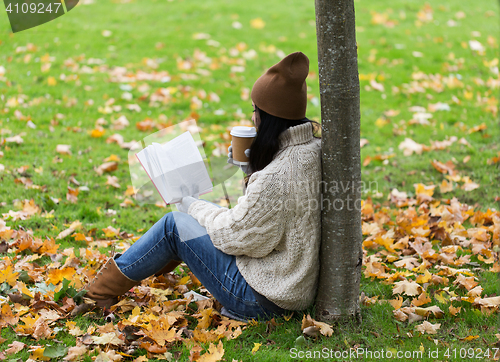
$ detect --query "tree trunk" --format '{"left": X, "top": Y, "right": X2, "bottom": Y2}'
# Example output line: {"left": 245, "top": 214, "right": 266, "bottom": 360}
{"left": 314, "top": 0, "right": 363, "bottom": 323}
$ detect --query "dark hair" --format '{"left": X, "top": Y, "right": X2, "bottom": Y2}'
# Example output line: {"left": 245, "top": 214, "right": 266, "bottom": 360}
{"left": 246, "top": 106, "right": 320, "bottom": 184}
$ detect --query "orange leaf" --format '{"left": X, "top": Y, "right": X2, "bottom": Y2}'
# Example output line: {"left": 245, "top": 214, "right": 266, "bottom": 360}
{"left": 90, "top": 127, "right": 105, "bottom": 138}
{"left": 47, "top": 267, "right": 76, "bottom": 285}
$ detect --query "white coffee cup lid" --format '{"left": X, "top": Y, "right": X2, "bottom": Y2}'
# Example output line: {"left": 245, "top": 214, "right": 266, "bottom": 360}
{"left": 230, "top": 126, "right": 257, "bottom": 137}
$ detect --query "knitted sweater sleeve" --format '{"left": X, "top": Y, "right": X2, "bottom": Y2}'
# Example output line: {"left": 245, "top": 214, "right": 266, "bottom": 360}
{"left": 187, "top": 174, "right": 286, "bottom": 258}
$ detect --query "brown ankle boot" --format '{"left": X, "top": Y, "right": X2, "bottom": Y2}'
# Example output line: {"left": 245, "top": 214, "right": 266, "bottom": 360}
{"left": 85, "top": 256, "right": 139, "bottom": 309}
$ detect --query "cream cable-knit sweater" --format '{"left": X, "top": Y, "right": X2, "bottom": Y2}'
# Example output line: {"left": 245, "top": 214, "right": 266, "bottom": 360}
{"left": 188, "top": 122, "right": 321, "bottom": 310}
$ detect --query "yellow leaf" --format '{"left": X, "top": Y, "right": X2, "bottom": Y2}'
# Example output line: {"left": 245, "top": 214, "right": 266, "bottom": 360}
{"left": 104, "top": 154, "right": 121, "bottom": 162}
{"left": 416, "top": 269, "right": 432, "bottom": 284}
{"left": 389, "top": 296, "right": 403, "bottom": 310}
{"left": 198, "top": 340, "right": 225, "bottom": 362}
{"left": 449, "top": 305, "right": 461, "bottom": 316}
{"left": 251, "top": 343, "right": 262, "bottom": 354}
{"left": 375, "top": 117, "right": 389, "bottom": 127}
{"left": 414, "top": 183, "right": 435, "bottom": 197}
{"left": 0, "top": 265, "right": 19, "bottom": 286}
{"left": 250, "top": 18, "right": 265, "bottom": 29}
{"left": 47, "top": 77, "right": 57, "bottom": 86}
{"left": 439, "top": 179, "right": 453, "bottom": 193}
{"left": 30, "top": 346, "right": 50, "bottom": 361}
{"left": 195, "top": 308, "right": 214, "bottom": 330}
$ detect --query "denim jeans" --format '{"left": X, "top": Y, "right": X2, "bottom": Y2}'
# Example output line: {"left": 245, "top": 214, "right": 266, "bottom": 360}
{"left": 114, "top": 208, "right": 279, "bottom": 321}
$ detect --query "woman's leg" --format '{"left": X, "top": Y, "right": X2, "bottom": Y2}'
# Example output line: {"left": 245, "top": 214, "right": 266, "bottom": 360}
{"left": 114, "top": 211, "right": 275, "bottom": 320}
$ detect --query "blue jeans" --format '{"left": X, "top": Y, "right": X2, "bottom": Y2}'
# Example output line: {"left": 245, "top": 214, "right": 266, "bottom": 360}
{"left": 114, "top": 209, "right": 279, "bottom": 321}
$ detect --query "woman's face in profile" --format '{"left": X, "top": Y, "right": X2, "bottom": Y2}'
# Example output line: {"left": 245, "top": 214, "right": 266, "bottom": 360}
{"left": 252, "top": 102, "right": 261, "bottom": 129}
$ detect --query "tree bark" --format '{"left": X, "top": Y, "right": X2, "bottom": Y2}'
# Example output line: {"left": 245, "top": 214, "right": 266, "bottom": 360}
{"left": 314, "top": 0, "right": 363, "bottom": 322}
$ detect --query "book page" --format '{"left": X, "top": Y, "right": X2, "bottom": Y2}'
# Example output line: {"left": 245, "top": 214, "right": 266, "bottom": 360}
{"left": 135, "top": 131, "right": 213, "bottom": 204}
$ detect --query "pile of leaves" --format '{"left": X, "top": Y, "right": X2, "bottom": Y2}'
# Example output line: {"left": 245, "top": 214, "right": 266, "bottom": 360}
{"left": 1, "top": 184, "right": 498, "bottom": 361}
{"left": 0, "top": 219, "right": 250, "bottom": 361}
{"left": 362, "top": 183, "right": 499, "bottom": 336}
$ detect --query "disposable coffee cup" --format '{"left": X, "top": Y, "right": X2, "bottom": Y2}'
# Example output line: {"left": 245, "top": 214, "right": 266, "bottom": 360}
{"left": 230, "top": 126, "right": 257, "bottom": 165}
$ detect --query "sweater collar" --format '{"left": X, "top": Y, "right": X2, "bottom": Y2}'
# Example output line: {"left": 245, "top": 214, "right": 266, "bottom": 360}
{"left": 278, "top": 121, "right": 314, "bottom": 149}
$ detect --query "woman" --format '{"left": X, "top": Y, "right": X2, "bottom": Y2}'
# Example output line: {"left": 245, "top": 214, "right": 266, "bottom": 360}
{"left": 85, "top": 52, "right": 322, "bottom": 321}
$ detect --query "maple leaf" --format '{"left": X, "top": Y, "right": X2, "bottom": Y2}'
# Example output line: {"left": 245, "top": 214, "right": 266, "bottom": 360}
{"left": 414, "top": 305, "right": 444, "bottom": 318}
{"left": 415, "top": 269, "right": 432, "bottom": 284}
{"left": 198, "top": 341, "right": 225, "bottom": 362}
{"left": 5, "top": 341, "right": 26, "bottom": 355}
{"left": 449, "top": 305, "right": 461, "bottom": 316}
{"left": 301, "top": 314, "right": 333, "bottom": 337}
{"left": 29, "top": 346, "right": 50, "bottom": 361}
{"left": 415, "top": 321, "right": 441, "bottom": 335}
{"left": 0, "top": 265, "right": 19, "bottom": 286}
{"left": 33, "top": 317, "right": 53, "bottom": 340}
{"left": 142, "top": 319, "right": 177, "bottom": 346}
{"left": 411, "top": 292, "right": 431, "bottom": 307}
{"left": 47, "top": 267, "right": 76, "bottom": 285}
{"left": 63, "top": 346, "right": 88, "bottom": 361}
{"left": 439, "top": 180, "right": 453, "bottom": 194}
{"left": 393, "top": 310, "right": 408, "bottom": 322}
{"left": 38, "top": 237, "right": 59, "bottom": 254}
{"left": 195, "top": 308, "right": 215, "bottom": 330}
{"left": 473, "top": 296, "right": 500, "bottom": 308}
{"left": 105, "top": 175, "right": 121, "bottom": 188}
{"left": 91, "top": 332, "right": 125, "bottom": 346}
{"left": 102, "top": 226, "right": 120, "bottom": 238}
{"left": 392, "top": 280, "right": 422, "bottom": 296}
{"left": 453, "top": 273, "right": 478, "bottom": 291}
{"left": 431, "top": 159, "right": 456, "bottom": 176}
{"left": 0, "top": 303, "right": 19, "bottom": 327}
{"left": 388, "top": 296, "right": 403, "bottom": 310}
{"left": 140, "top": 341, "right": 167, "bottom": 354}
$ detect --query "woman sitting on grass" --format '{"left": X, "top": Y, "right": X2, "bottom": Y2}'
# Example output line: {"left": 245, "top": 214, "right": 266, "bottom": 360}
{"left": 85, "top": 52, "right": 322, "bottom": 321}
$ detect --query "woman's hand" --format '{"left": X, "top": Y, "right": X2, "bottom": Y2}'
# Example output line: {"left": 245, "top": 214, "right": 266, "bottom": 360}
{"left": 227, "top": 143, "right": 253, "bottom": 175}
{"left": 177, "top": 185, "right": 200, "bottom": 213}
{"left": 177, "top": 196, "right": 199, "bottom": 213}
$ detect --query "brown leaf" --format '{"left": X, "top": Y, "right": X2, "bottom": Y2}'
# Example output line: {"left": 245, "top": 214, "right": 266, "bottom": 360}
{"left": 95, "top": 162, "right": 118, "bottom": 176}
{"left": 392, "top": 280, "right": 422, "bottom": 296}
{"left": 5, "top": 341, "right": 26, "bottom": 355}
{"left": 415, "top": 321, "right": 441, "bottom": 334}
{"left": 301, "top": 314, "right": 333, "bottom": 337}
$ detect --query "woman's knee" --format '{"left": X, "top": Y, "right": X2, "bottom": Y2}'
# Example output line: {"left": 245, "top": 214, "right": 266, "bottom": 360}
{"left": 167, "top": 211, "right": 208, "bottom": 242}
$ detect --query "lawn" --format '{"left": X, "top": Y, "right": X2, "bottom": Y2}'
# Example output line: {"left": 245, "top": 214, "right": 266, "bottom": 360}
{"left": 0, "top": 0, "right": 499, "bottom": 361}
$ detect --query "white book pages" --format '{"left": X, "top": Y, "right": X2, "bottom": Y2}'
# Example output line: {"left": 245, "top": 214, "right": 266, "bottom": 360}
{"left": 135, "top": 131, "right": 213, "bottom": 204}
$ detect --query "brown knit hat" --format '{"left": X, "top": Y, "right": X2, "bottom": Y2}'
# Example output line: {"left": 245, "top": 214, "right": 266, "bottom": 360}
{"left": 251, "top": 52, "right": 309, "bottom": 120}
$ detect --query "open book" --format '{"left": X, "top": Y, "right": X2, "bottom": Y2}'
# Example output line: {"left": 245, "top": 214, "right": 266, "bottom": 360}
{"left": 135, "top": 131, "right": 213, "bottom": 204}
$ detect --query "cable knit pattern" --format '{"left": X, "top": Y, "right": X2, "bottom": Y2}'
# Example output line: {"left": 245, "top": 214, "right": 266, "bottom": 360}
{"left": 188, "top": 122, "right": 321, "bottom": 310}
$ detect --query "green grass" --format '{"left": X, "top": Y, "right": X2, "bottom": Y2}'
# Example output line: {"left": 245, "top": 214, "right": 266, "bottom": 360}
{"left": 0, "top": 0, "right": 499, "bottom": 360}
